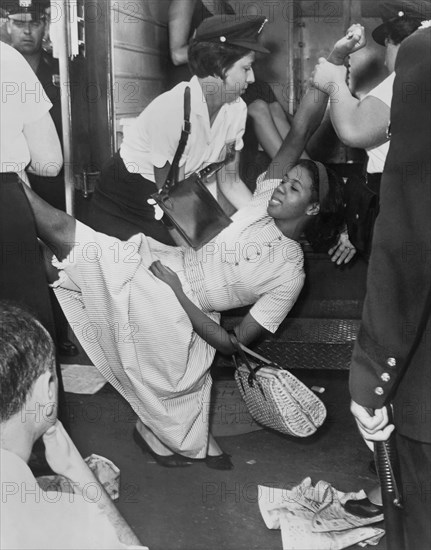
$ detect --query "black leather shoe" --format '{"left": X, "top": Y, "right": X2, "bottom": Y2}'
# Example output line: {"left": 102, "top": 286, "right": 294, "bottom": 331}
{"left": 57, "top": 339, "right": 79, "bottom": 357}
{"left": 205, "top": 452, "right": 233, "bottom": 470}
{"left": 344, "top": 497, "right": 383, "bottom": 518}
{"left": 132, "top": 428, "right": 193, "bottom": 468}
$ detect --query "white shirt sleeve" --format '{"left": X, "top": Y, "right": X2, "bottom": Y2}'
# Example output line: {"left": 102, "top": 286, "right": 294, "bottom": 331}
{"left": 0, "top": 43, "right": 52, "bottom": 174}
{"left": 249, "top": 274, "right": 304, "bottom": 333}
{"left": 1, "top": 43, "right": 52, "bottom": 123}
{"left": 251, "top": 173, "right": 280, "bottom": 205}
{"left": 144, "top": 94, "right": 185, "bottom": 169}
{"left": 364, "top": 72, "right": 395, "bottom": 108}
{"left": 232, "top": 99, "right": 247, "bottom": 152}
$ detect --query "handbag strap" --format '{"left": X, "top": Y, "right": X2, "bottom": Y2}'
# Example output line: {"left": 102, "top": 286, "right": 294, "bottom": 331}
{"left": 229, "top": 332, "right": 281, "bottom": 369}
{"left": 163, "top": 86, "right": 191, "bottom": 191}
{"left": 198, "top": 143, "right": 237, "bottom": 182}
{"left": 162, "top": 86, "right": 237, "bottom": 192}
{"left": 228, "top": 332, "right": 282, "bottom": 399}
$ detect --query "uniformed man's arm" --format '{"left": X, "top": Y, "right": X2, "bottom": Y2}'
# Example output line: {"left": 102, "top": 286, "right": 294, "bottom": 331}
{"left": 24, "top": 112, "right": 63, "bottom": 177}
{"left": 349, "top": 337, "right": 398, "bottom": 408}
{"left": 349, "top": 330, "right": 399, "bottom": 449}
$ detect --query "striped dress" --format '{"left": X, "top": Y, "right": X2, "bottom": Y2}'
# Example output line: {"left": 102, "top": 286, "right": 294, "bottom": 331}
{"left": 54, "top": 176, "right": 305, "bottom": 457}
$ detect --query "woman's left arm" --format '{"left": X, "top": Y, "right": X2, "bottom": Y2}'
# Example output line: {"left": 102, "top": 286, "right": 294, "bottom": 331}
{"left": 149, "top": 260, "right": 265, "bottom": 353}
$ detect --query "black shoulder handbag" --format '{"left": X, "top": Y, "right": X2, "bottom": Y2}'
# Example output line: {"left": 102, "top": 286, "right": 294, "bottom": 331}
{"left": 344, "top": 174, "right": 379, "bottom": 260}
{"left": 151, "top": 87, "right": 232, "bottom": 249}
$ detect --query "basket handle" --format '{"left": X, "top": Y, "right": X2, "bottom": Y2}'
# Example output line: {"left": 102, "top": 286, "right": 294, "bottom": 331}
{"left": 228, "top": 332, "right": 268, "bottom": 399}
{"left": 229, "top": 332, "right": 282, "bottom": 370}
{"left": 237, "top": 343, "right": 283, "bottom": 369}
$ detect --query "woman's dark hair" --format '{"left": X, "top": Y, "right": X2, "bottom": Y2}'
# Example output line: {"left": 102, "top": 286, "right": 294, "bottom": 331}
{"left": 383, "top": 17, "right": 422, "bottom": 45}
{"left": 297, "top": 159, "right": 345, "bottom": 252}
{"left": 188, "top": 40, "right": 251, "bottom": 79}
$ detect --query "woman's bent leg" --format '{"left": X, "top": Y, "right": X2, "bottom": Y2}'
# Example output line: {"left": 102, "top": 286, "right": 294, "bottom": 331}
{"left": 22, "top": 183, "right": 76, "bottom": 261}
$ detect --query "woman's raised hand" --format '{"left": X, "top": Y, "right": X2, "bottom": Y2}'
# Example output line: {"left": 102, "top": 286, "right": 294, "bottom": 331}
{"left": 332, "top": 23, "right": 366, "bottom": 61}
{"left": 311, "top": 57, "right": 347, "bottom": 95}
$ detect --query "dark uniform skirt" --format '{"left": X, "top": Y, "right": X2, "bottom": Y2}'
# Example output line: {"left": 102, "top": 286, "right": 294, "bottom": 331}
{"left": 89, "top": 152, "right": 174, "bottom": 245}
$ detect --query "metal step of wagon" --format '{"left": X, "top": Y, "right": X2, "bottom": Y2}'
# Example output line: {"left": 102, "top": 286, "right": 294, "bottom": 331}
{"left": 213, "top": 249, "right": 367, "bottom": 373}
{"left": 214, "top": 317, "right": 361, "bottom": 372}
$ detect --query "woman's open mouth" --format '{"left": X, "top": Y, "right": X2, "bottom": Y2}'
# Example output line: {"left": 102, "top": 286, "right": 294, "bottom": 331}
{"left": 269, "top": 197, "right": 282, "bottom": 206}
{"left": 269, "top": 191, "right": 283, "bottom": 206}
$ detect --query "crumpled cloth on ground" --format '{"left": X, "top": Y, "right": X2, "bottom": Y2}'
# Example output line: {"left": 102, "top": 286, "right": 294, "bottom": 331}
{"left": 37, "top": 455, "right": 120, "bottom": 501}
{"left": 258, "top": 477, "right": 384, "bottom": 550}
{"left": 61, "top": 363, "right": 107, "bottom": 394}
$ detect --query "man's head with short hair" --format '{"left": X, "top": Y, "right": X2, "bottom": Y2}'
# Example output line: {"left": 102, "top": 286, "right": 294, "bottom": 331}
{"left": 0, "top": 300, "right": 55, "bottom": 423}
{"left": 1, "top": 0, "right": 49, "bottom": 56}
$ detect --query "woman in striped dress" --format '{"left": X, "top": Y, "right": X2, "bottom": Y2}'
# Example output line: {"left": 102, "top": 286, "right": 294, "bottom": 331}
{"left": 25, "top": 30, "right": 363, "bottom": 469}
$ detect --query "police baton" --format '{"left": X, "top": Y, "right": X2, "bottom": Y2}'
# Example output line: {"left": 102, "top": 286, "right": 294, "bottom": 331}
{"left": 371, "top": 408, "right": 405, "bottom": 550}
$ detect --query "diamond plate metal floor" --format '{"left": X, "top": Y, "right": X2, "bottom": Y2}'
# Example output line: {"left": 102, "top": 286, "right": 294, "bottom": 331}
{"left": 215, "top": 317, "right": 361, "bottom": 371}
{"left": 212, "top": 250, "right": 367, "bottom": 372}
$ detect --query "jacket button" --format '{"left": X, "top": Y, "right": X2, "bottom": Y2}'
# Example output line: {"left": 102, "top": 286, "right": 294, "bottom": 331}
{"left": 381, "top": 372, "right": 391, "bottom": 382}
{"left": 374, "top": 387, "right": 384, "bottom": 396}
{"left": 386, "top": 357, "right": 396, "bottom": 367}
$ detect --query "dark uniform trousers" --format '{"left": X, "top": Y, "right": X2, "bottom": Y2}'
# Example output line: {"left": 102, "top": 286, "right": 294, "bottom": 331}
{"left": 27, "top": 52, "right": 71, "bottom": 345}
{"left": 0, "top": 176, "right": 69, "bottom": 430}
{"left": 28, "top": 51, "right": 64, "bottom": 209}
{"left": 349, "top": 27, "right": 431, "bottom": 550}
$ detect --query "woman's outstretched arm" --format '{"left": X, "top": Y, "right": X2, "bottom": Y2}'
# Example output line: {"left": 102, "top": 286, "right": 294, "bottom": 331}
{"left": 312, "top": 23, "right": 389, "bottom": 149}
{"left": 313, "top": 60, "right": 390, "bottom": 148}
{"left": 149, "top": 260, "right": 265, "bottom": 354}
{"left": 267, "top": 24, "right": 366, "bottom": 181}
{"left": 266, "top": 86, "right": 329, "bottom": 181}
{"left": 22, "top": 182, "right": 76, "bottom": 261}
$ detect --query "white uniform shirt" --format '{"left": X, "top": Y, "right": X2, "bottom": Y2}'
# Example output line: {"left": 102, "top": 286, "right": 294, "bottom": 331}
{"left": 120, "top": 75, "right": 247, "bottom": 181}
{"left": 0, "top": 448, "right": 140, "bottom": 550}
{"left": 0, "top": 42, "right": 52, "bottom": 182}
{"left": 364, "top": 72, "right": 395, "bottom": 174}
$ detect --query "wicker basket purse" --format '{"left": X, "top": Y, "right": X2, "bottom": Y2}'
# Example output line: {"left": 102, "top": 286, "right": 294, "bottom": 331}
{"left": 230, "top": 336, "right": 327, "bottom": 437}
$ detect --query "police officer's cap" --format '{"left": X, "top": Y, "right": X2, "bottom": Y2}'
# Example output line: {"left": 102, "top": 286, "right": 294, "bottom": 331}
{"left": 194, "top": 15, "right": 270, "bottom": 54}
{"left": 0, "top": 0, "right": 50, "bottom": 21}
{"left": 372, "top": 0, "right": 431, "bottom": 45}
